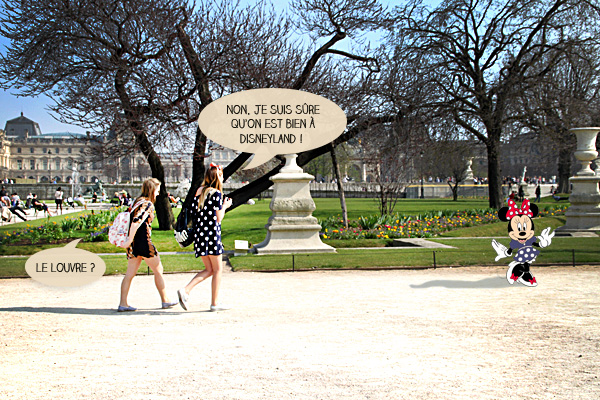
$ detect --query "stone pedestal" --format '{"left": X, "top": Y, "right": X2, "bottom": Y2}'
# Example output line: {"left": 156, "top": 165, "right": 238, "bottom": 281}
{"left": 463, "top": 158, "right": 474, "bottom": 185}
{"left": 252, "top": 154, "right": 336, "bottom": 254}
{"left": 557, "top": 128, "right": 600, "bottom": 234}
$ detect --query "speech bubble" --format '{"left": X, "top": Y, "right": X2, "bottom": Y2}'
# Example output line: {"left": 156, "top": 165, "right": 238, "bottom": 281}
{"left": 198, "top": 88, "right": 347, "bottom": 170}
{"left": 25, "top": 239, "right": 106, "bottom": 287}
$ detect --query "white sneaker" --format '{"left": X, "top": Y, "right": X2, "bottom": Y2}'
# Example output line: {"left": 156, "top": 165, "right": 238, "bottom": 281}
{"left": 177, "top": 289, "right": 189, "bottom": 311}
{"left": 210, "top": 304, "right": 231, "bottom": 312}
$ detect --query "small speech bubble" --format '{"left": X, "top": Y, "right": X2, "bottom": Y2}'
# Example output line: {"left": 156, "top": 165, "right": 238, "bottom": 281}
{"left": 198, "top": 88, "right": 347, "bottom": 170}
{"left": 25, "top": 239, "right": 106, "bottom": 287}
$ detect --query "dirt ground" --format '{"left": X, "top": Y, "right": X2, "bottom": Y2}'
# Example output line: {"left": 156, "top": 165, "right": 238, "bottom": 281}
{"left": 1, "top": 265, "right": 599, "bottom": 400}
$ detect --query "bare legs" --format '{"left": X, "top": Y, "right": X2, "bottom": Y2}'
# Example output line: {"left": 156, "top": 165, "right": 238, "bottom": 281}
{"left": 119, "top": 255, "right": 172, "bottom": 307}
{"left": 182, "top": 255, "right": 223, "bottom": 306}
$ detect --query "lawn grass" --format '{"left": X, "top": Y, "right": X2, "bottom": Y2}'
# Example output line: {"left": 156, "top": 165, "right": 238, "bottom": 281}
{"left": 2, "top": 237, "right": 598, "bottom": 278}
{"left": 1, "top": 198, "right": 498, "bottom": 256}
{"left": 229, "top": 237, "right": 600, "bottom": 271}
{"left": 1, "top": 196, "right": 593, "bottom": 278}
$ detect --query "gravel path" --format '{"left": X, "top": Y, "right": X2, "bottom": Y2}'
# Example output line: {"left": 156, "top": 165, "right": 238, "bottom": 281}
{"left": 1, "top": 266, "right": 599, "bottom": 399}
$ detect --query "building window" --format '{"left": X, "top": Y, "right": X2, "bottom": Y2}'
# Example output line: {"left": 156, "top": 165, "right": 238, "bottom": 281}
{"left": 17, "top": 160, "right": 22, "bottom": 170}
{"left": 43, "top": 160, "right": 48, "bottom": 170}
{"left": 67, "top": 160, "right": 73, "bottom": 169}
{"left": 55, "top": 148, "right": 60, "bottom": 154}
{"left": 43, "top": 148, "right": 47, "bottom": 153}
{"left": 30, "top": 160, "right": 35, "bottom": 170}
{"left": 55, "top": 160, "right": 60, "bottom": 170}
{"left": 30, "top": 147, "right": 34, "bottom": 153}
{"left": 68, "top": 148, "right": 72, "bottom": 154}
{"left": 17, "top": 147, "right": 22, "bottom": 153}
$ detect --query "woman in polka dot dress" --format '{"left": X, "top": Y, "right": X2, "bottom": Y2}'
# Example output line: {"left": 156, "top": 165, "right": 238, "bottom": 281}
{"left": 177, "top": 163, "right": 233, "bottom": 311}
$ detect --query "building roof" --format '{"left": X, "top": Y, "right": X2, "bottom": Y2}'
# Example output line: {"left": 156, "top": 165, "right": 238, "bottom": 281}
{"left": 42, "top": 132, "right": 87, "bottom": 139}
{"left": 4, "top": 112, "right": 43, "bottom": 137}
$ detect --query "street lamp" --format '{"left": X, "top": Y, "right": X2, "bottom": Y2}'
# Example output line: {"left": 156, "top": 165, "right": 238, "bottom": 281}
{"left": 48, "top": 150, "right": 52, "bottom": 183}
{"left": 420, "top": 151, "right": 424, "bottom": 199}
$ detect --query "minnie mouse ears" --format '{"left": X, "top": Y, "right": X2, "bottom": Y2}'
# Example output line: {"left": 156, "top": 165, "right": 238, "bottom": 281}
{"left": 498, "top": 198, "right": 539, "bottom": 221}
{"left": 507, "top": 198, "right": 534, "bottom": 218}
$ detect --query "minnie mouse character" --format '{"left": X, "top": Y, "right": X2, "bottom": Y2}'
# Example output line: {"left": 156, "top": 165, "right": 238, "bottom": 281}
{"left": 491, "top": 199, "right": 555, "bottom": 287}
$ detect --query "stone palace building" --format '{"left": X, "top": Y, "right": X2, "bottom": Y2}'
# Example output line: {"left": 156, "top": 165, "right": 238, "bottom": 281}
{"left": 0, "top": 113, "right": 238, "bottom": 184}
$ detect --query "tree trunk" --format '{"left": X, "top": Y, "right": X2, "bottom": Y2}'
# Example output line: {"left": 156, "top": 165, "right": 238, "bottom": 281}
{"left": 485, "top": 136, "right": 503, "bottom": 209}
{"left": 115, "top": 70, "right": 174, "bottom": 230}
{"left": 182, "top": 126, "right": 207, "bottom": 208}
{"left": 557, "top": 145, "right": 572, "bottom": 194}
{"left": 448, "top": 181, "right": 458, "bottom": 201}
{"left": 329, "top": 145, "right": 348, "bottom": 229}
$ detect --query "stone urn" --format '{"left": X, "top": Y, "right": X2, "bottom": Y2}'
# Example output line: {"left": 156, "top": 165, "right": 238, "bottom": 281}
{"left": 557, "top": 127, "right": 600, "bottom": 234}
{"left": 251, "top": 154, "right": 336, "bottom": 254}
{"left": 571, "top": 128, "right": 600, "bottom": 176}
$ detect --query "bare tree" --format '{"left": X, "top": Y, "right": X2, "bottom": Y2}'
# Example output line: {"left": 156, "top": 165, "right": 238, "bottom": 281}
{"left": 389, "top": 0, "right": 600, "bottom": 209}
{"left": 180, "top": 0, "right": 394, "bottom": 210}
{"left": 513, "top": 48, "right": 600, "bottom": 193}
{"left": 360, "top": 119, "right": 423, "bottom": 215}
{"left": 0, "top": 0, "right": 195, "bottom": 229}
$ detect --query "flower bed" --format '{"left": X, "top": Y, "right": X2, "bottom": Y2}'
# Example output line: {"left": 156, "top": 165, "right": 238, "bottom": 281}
{"left": 0, "top": 207, "right": 123, "bottom": 245}
{"left": 319, "top": 205, "right": 568, "bottom": 240}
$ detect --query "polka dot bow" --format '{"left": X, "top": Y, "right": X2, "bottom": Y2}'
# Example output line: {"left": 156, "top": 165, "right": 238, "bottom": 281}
{"left": 507, "top": 198, "right": 533, "bottom": 218}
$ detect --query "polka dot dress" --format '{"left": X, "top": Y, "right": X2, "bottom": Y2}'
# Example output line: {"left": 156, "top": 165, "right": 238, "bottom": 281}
{"left": 191, "top": 190, "right": 224, "bottom": 257}
{"left": 510, "top": 237, "right": 540, "bottom": 263}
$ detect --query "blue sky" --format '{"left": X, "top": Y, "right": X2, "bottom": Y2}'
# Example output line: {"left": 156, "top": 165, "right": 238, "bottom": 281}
{"left": 0, "top": 0, "right": 394, "bottom": 134}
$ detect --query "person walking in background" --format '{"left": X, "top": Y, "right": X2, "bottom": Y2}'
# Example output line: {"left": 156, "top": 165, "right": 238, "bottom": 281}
{"left": 54, "top": 187, "right": 64, "bottom": 215}
{"left": 535, "top": 184, "right": 541, "bottom": 202}
{"left": 118, "top": 178, "right": 177, "bottom": 312}
{"left": 177, "top": 163, "right": 233, "bottom": 312}
{"left": 518, "top": 185, "right": 525, "bottom": 202}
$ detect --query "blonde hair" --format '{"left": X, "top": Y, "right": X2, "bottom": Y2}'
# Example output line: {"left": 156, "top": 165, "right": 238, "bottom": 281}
{"left": 137, "top": 178, "right": 161, "bottom": 204}
{"left": 198, "top": 165, "right": 223, "bottom": 208}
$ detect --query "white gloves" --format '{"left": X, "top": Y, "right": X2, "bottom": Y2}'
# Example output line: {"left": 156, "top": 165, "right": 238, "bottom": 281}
{"left": 491, "top": 239, "right": 510, "bottom": 261}
{"left": 174, "top": 230, "right": 188, "bottom": 243}
{"left": 537, "top": 227, "right": 555, "bottom": 248}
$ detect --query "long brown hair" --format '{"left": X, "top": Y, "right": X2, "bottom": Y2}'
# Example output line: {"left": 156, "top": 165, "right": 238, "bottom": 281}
{"left": 137, "top": 178, "right": 161, "bottom": 204}
{"left": 198, "top": 164, "right": 223, "bottom": 208}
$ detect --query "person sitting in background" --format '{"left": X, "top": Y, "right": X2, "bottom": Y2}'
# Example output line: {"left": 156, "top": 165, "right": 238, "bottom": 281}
{"left": 25, "top": 193, "right": 33, "bottom": 209}
{"left": 74, "top": 194, "right": 88, "bottom": 210}
{"left": 66, "top": 196, "right": 76, "bottom": 208}
{"left": 111, "top": 192, "right": 121, "bottom": 205}
{"left": 0, "top": 185, "right": 10, "bottom": 207}
{"left": 92, "top": 192, "right": 98, "bottom": 203}
{"left": 32, "top": 194, "right": 54, "bottom": 217}
{"left": 167, "top": 192, "right": 180, "bottom": 207}
{"left": 124, "top": 192, "right": 133, "bottom": 207}
{"left": 10, "top": 193, "right": 28, "bottom": 222}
